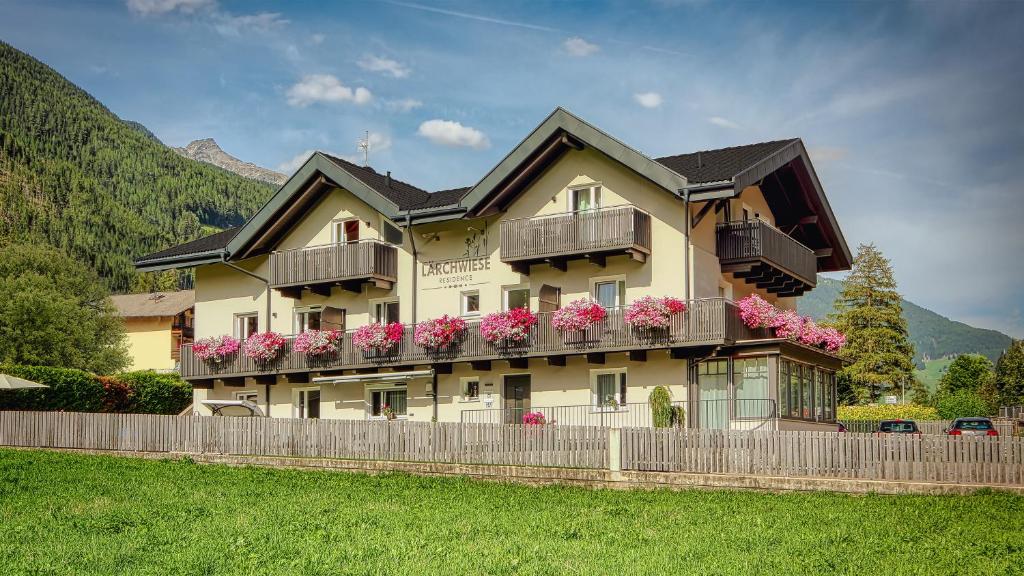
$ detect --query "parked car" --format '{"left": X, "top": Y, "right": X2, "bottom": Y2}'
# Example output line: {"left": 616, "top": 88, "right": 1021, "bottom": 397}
{"left": 837, "top": 421, "right": 847, "bottom": 433}
{"left": 946, "top": 417, "right": 998, "bottom": 436}
{"left": 877, "top": 419, "right": 921, "bottom": 435}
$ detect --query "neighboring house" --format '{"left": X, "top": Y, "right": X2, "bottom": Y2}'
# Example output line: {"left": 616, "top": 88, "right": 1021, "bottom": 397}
{"left": 110, "top": 291, "right": 195, "bottom": 372}
{"left": 135, "top": 108, "right": 851, "bottom": 430}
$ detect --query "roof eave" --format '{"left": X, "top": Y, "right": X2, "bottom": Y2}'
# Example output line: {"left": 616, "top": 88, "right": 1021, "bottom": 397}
{"left": 134, "top": 250, "right": 226, "bottom": 272}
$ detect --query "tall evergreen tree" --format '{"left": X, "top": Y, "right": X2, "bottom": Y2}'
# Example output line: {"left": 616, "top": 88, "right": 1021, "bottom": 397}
{"left": 996, "top": 340, "right": 1024, "bottom": 406}
{"left": 829, "top": 243, "right": 916, "bottom": 402}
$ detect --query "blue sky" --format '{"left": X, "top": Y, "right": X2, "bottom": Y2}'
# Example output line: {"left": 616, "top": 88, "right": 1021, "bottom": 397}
{"left": 2, "top": 0, "right": 1023, "bottom": 338}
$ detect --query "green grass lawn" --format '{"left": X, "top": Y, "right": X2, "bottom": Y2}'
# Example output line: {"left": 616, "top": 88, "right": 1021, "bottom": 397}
{"left": 915, "top": 357, "right": 953, "bottom": 396}
{"left": 1, "top": 449, "right": 1022, "bottom": 575}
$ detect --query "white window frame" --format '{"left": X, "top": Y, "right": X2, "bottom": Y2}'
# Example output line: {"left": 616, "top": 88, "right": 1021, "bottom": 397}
{"left": 460, "top": 377, "right": 480, "bottom": 402}
{"left": 365, "top": 384, "right": 409, "bottom": 420}
{"left": 292, "top": 386, "right": 321, "bottom": 419}
{"left": 234, "top": 312, "right": 259, "bottom": 339}
{"left": 461, "top": 290, "right": 480, "bottom": 317}
{"left": 369, "top": 298, "right": 400, "bottom": 324}
{"left": 293, "top": 306, "right": 323, "bottom": 334}
{"left": 590, "top": 275, "right": 626, "bottom": 309}
{"left": 233, "top": 390, "right": 259, "bottom": 403}
{"left": 502, "top": 284, "right": 531, "bottom": 311}
{"left": 331, "top": 217, "right": 360, "bottom": 244}
{"left": 568, "top": 183, "right": 602, "bottom": 212}
{"left": 590, "top": 368, "right": 627, "bottom": 412}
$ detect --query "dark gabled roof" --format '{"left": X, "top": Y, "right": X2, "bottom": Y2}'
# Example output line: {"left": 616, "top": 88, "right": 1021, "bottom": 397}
{"left": 412, "top": 186, "right": 470, "bottom": 210}
{"left": 655, "top": 139, "right": 799, "bottom": 185}
{"left": 321, "top": 154, "right": 433, "bottom": 210}
{"left": 136, "top": 227, "right": 239, "bottom": 266}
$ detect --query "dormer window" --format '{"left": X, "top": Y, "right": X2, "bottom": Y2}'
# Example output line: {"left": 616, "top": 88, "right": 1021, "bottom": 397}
{"left": 570, "top": 185, "right": 601, "bottom": 212}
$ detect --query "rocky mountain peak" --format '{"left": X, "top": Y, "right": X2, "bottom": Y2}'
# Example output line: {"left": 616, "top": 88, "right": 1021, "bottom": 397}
{"left": 173, "top": 138, "right": 287, "bottom": 186}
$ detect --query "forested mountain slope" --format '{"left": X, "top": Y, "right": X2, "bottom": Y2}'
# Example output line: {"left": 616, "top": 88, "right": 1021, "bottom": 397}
{"left": 798, "top": 277, "right": 1013, "bottom": 364}
{"left": 0, "top": 41, "right": 273, "bottom": 291}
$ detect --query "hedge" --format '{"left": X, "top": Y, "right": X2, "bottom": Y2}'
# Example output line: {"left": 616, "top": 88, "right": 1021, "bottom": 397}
{"left": 0, "top": 365, "right": 191, "bottom": 415}
{"left": 837, "top": 403, "right": 940, "bottom": 422}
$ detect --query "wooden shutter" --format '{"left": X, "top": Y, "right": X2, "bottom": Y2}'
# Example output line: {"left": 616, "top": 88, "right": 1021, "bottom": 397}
{"left": 322, "top": 306, "right": 346, "bottom": 331}
{"left": 538, "top": 284, "right": 560, "bottom": 313}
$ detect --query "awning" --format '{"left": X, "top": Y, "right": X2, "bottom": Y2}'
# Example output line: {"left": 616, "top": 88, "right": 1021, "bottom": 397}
{"left": 313, "top": 369, "right": 434, "bottom": 385}
{"left": 200, "top": 399, "right": 266, "bottom": 417}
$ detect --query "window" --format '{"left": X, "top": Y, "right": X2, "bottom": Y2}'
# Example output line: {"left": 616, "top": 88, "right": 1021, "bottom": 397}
{"left": 370, "top": 387, "right": 407, "bottom": 417}
{"left": 234, "top": 312, "right": 259, "bottom": 339}
{"left": 233, "top": 390, "right": 258, "bottom": 404}
{"left": 815, "top": 369, "right": 825, "bottom": 421}
{"left": 801, "top": 365, "right": 813, "bottom": 419}
{"left": 382, "top": 220, "right": 404, "bottom": 245}
{"left": 734, "top": 357, "right": 768, "bottom": 418}
{"left": 503, "top": 286, "right": 530, "bottom": 311}
{"left": 371, "top": 300, "right": 400, "bottom": 324}
{"left": 570, "top": 185, "right": 601, "bottom": 212}
{"left": 461, "top": 377, "right": 480, "bottom": 401}
{"left": 778, "top": 360, "right": 790, "bottom": 418}
{"left": 592, "top": 278, "right": 625, "bottom": 308}
{"left": 294, "top": 307, "right": 322, "bottom": 333}
{"left": 461, "top": 290, "right": 480, "bottom": 316}
{"left": 332, "top": 219, "right": 360, "bottom": 243}
{"left": 294, "top": 388, "right": 320, "bottom": 419}
{"left": 591, "top": 369, "right": 627, "bottom": 409}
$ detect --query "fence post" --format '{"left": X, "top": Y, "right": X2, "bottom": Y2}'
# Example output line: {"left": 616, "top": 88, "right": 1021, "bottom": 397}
{"left": 608, "top": 428, "right": 621, "bottom": 473}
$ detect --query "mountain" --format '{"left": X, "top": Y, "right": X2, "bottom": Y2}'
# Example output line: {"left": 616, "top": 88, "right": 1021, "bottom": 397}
{"left": 798, "top": 277, "right": 1013, "bottom": 365}
{"left": 0, "top": 41, "right": 274, "bottom": 291}
{"left": 174, "top": 138, "right": 286, "bottom": 186}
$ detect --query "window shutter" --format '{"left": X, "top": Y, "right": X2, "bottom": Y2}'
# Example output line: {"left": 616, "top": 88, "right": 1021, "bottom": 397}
{"left": 538, "top": 284, "right": 560, "bottom": 313}
{"left": 619, "top": 372, "right": 627, "bottom": 404}
{"left": 322, "top": 306, "right": 346, "bottom": 331}
{"left": 383, "top": 221, "right": 404, "bottom": 245}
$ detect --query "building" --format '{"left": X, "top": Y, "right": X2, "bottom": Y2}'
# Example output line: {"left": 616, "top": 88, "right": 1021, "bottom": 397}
{"left": 110, "top": 290, "right": 195, "bottom": 372}
{"left": 136, "top": 108, "right": 851, "bottom": 430}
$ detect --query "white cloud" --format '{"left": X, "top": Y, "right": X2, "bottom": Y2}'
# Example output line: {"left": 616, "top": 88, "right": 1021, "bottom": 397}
{"left": 386, "top": 98, "right": 423, "bottom": 112}
{"left": 808, "top": 146, "right": 848, "bottom": 163}
{"left": 310, "top": 33, "right": 325, "bottom": 45}
{"left": 214, "top": 12, "right": 288, "bottom": 36}
{"left": 357, "top": 55, "right": 410, "bottom": 78}
{"left": 563, "top": 37, "right": 599, "bottom": 56}
{"left": 417, "top": 119, "right": 490, "bottom": 149}
{"left": 633, "top": 92, "right": 663, "bottom": 108}
{"left": 707, "top": 116, "right": 740, "bottom": 129}
{"left": 276, "top": 149, "right": 319, "bottom": 174}
{"left": 125, "top": 0, "right": 213, "bottom": 15}
{"left": 286, "top": 75, "right": 372, "bottom": 107}
{"left": 277, "top": 133, "right": 391, "bottom": 174}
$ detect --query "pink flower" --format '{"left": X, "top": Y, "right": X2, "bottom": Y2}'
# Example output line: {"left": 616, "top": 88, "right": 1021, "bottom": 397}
{"left": 820, "top": 326, "right": 847, "bottom": 352}
{"left": 737, "top": 294, "right": 777, "bottom": 328}
{"left": 737, "top": 294, "right": 845, "bottom": 352}
{"left": 293, "top": 329, "right": 342, "bottom": 356}
{"left": 624, "top": 296, "right": 687, "bottom": 330}
{"left": 192, "top": 334, "right": 240, "bottom": 363}
{"left": 353, "top": 322, "right": 404, "bottom": 353}
{"left": 414, "top": 315, "right": 467, "bottom": 349}
{"left": 480, "top": 307, "right": 538, "bottom": 344}
{"left": 550, "top": 298, "right": 607, "bottom": 332}
{"left": 243, "top": 331, "right": 286, "bottom": 362}
{"left": 522, "top": 411, "right": 552, "bottom": 425}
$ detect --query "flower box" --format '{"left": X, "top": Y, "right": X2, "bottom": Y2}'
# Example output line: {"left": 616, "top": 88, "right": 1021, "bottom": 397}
{"left": 414, "top": 315, "right": 467, "bottom": 352}
{"left": 192, "top": 334, "right": 240, "bottom": 364}
{"left": 243, "top": 331, "right": 286, "bottom": 363}
{"left": 736, "top": 294, "right": 845, "bottom": 352}
{"left": 624, "top": 296, "right": 687, "bottom": 332}
{"left": 353, "top": 322, "right": 404, "bottom": 356}
{"left": 480, "top": 307, "right": 537, "bottom": 347}
{"left": 550, "top": 298, "right": 607, "bottom": 336}
{"left": 293, "top": 329, "right": 342, "bottom": 357}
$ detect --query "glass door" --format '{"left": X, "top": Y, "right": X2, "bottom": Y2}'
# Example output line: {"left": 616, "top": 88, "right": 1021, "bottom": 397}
{"left": 697, "top": 360, "right": 729, "bottom": 429}
{"left": 503, "top": 374, "right": 531, "bottom": 424}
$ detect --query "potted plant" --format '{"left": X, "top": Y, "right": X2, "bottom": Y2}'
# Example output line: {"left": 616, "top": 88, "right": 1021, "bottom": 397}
{"left": 480, "top": 307, "right": 537, "bottom": 348}
{"left": 550, "top": 298, "right": 606, "bottom": 343}
{"left": 736, "top": 294, "right": 845, "bottom": 352}
{"left": 414, "top": 315, "right": 467, "bottom": 353}
{"left": 352, "top": 322, "right": 404, "bottom": 356}
{"left": 242, "top": 331, "right": 286, "bottom": 363}
{"left": 192, "top": 334, "right": 240, "bottom": 364}
{"left": 380, "top": 403, "right": 396, "bottom": 421}
{"left": 522, "top": 411, "right": 552, "bottom": 426}
{"left": 623, "top": 296, "right": 687, "bottom": 333}
{"left": 293, "top": 329, "right": 343, "bottom": 359}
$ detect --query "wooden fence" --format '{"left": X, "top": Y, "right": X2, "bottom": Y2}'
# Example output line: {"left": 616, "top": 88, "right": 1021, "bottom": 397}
{"left": 621, "top": 428, "right": 1024, "bottom": 485}
{"left": 0, "top": 411, "right": 608, "bottom": 469}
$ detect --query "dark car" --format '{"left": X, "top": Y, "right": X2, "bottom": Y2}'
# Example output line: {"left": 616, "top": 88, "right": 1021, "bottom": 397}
{"left": 877, "top": 419, "right": 921, "bottom": 435}
{"left": 946, "top": 417, "right": 998, "bottom": 436}
{"left": 837, "top": 421, "right": 847, "bottom": 433}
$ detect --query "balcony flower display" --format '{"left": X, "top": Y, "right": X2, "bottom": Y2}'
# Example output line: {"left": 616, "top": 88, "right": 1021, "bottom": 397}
{"left": 522, "top": 411, "right": 552, "bottom": 426}
{"left": 353, "top": 322, "right": 404, "bottom": 354}
{"left": 623, "top": 296, "right": 687, "bottom": 330}
{"left": 736, "top": 294, "right": 846, "bottom": 352}
{"left": 293, "top": 329, "right": 342, "bottom": 357}
{"left": 480, "top": 307, "right": 537, "bottom": 344}
{"left": 550, "top": 298, "right": 607, "bottom": 332}
{"left": 414, "top": 315, "right": 468, "bottom": 349}
{"left": 192, "top": 334, "right": 240, "bottom": 363}
{"left": 243, "top": 331, "right": 286, "bottom": 362}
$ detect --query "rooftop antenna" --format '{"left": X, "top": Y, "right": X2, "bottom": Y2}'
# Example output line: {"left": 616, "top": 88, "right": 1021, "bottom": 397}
{"left": 357, "top": 130, "right": 370, "bottom": 166}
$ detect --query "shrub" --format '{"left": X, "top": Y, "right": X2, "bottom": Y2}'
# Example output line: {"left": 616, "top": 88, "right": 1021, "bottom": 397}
{"left": 837, "top": 403, "right": 940, "bottom": 421}
{"left": 936, "top": 389, "right": 993, "bottom": 420}
{"left": 649, "top": 386, "right": 673, "bottom": 428}
{"left": 0, "top": 365, "right": 191, "bottom": 415}
{"left": 116, "top": 371, "right": 192, "bottom": 415}
{"left": 522, "top": 411, "right": 551, "bottom": 425}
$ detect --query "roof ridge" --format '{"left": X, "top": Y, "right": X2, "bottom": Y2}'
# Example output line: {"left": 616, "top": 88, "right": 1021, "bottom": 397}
{"left": 320, "top": 153, "right": 431, "bottom": 198}
{"left": 655, "top": 138, "right": 798, "bottom": 161}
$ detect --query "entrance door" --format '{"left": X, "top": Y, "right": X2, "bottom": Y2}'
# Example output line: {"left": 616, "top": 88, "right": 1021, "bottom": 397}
{"left": 504, "top": 374, "right": 531, "bottom": 424}
{"left": 697, "top": 360, "right": 729, "bottom": 429}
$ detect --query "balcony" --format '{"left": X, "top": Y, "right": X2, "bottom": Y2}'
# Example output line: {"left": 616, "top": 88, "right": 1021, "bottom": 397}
{"left": 716, "top": 220, "right": 817, "bottom": 297}
{"left": 269, "top": 240, "right": 398, "bottom": 298}
{"left": 500, "top": 206, "right": 651, "bottom": 274}
{"left": 179, "top": 298, "right": 770, "bottom": 381}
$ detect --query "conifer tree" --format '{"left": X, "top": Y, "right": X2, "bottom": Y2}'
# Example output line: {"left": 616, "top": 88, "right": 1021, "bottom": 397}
{"left": 996, "top": 340, "right": 1024, "bottom": 406}
{"left": 829, "top": 243, "right": 916, "bottom": 402}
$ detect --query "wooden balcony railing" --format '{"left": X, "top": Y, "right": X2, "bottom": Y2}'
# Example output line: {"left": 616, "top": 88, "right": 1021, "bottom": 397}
{"left": 180, "top": 298, "right": 758, "bottom": 380}
{"left": 500, "top": 206, "right": 651, "bottom": 271}
{"left": 716, "top": 220, "right": 817, "bottom": 293}
{"left": 269, "top": 239, "right": 398, "bottom": 292}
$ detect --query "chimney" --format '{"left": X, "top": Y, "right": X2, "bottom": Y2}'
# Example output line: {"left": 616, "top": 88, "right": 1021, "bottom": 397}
{"left": 386, "top": 171, "right": 392, "bottom": 188}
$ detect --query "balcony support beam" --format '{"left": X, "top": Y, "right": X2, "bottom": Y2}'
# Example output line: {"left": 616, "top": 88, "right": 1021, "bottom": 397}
{"left": 628, "top": 350, "right": 647, "bottom": 362}
{"left": 587, "top": 253, "right": 606, "bottom": 268}
{"left": 435, "top": 363, "right": 453, "bottom": 375}
{"left": 508, "top": 358, "right": 529, "bottom": 370}
{"left": 546, "top": 257, "right": 567, "bottom": 272}
{"left": 470, "top": 361, "right": 492, "bottom": 371}
{"left": 309, "top": 284, "right": 332, "bottom": 297}
{"left": 547, "top": 356, "right": 566, "bottom": 367}
{"left": 586, "top": 352, "right": 606, "bottom": 365}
